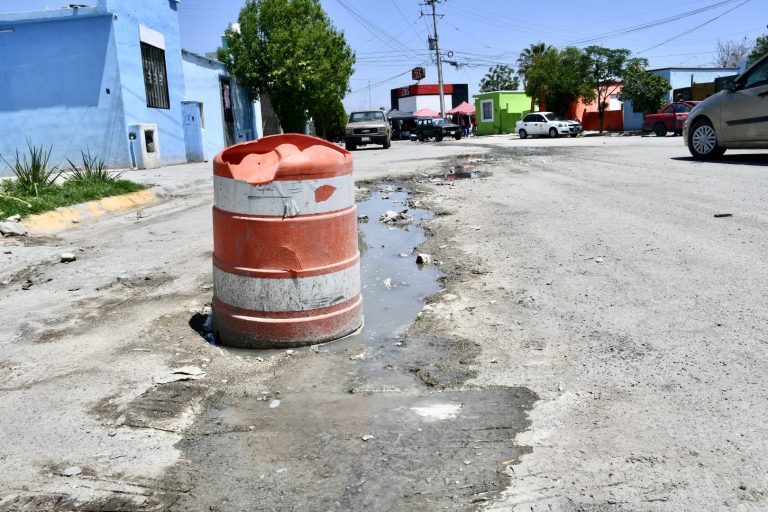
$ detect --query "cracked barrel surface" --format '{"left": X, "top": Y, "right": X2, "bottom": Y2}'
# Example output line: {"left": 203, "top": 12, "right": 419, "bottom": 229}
{"left": 211, "top": 134, "right": 362, "bottom": 348}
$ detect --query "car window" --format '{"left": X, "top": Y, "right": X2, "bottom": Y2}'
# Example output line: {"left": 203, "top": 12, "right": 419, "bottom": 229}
{"left": 546, "top": 113, "right": 565, "bottom": 121}
{"left": 661, "top": 105, "right": 673, "bottom": 113}
{"left": 743, "top": 58, "right": 768, "bottom": 89}
{"left": 522, "top": 114, "right": 535, "bottom": 122}
{"left": 532, "top": 114, "right": 544, "bottom": 122}
{"left": 349, "top": 111, "right": 385, "bottom": 122}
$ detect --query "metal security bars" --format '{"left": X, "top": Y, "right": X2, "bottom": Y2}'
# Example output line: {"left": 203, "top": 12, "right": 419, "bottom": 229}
{"left": 141, "top": 42, "right": 170, "bottom": 109}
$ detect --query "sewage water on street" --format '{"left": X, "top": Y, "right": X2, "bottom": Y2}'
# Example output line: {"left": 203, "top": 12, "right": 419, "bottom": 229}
{"left": 172, "top": 184, "right": 535, "bottom": 511}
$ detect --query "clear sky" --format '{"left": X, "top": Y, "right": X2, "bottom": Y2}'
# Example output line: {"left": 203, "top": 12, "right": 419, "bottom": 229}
{"left": 1, "top": 0, "right": 765, "bottom": 111}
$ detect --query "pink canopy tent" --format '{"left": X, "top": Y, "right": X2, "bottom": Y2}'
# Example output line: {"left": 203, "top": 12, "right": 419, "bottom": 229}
{"left": 447, "top": 101, "right": 475, "bottom": 115}
{"left": 412, "top": 108, "right": 441, "bottom": 118}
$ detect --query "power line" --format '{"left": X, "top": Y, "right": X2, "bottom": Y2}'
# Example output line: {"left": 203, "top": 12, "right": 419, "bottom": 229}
{"left": 636, "top": 0, "right": 751, "bottom": 54}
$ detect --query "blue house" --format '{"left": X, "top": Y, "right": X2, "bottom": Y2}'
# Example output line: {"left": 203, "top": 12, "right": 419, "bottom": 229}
{"left": 0, "top": 0, "right": 258, "bottom": 171}
{"left": 624, "top": 67, "right": 738, "bottom": 131}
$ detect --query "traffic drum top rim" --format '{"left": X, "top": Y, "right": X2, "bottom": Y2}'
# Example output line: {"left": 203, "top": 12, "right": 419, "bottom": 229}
{"left": 214, "top": 134, "right": 353, "bottom": 186}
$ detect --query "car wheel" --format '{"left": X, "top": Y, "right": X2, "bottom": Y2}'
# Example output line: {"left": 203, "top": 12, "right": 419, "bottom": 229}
{"left": 570, "top": 133, "right": 578, "bottom": 138}
{"left": 688, "top": 119, "right": 725, "bottom": 160}
{"left": 345, "top": 141, "right": 356, "bottom": 151}
{"left": 549, "top": 127, "right": 558, "bottom": 138}
{"left": 435, "top": 133, "right": 443, "bottom": 142}
{"left": 653, "top": 123, "right": 667, "bottom": 137}
{"left": 383, "top": 137, "right": 391, "bottom": 149}
{"left": 454, "top": 131, "right": 462, "bottom": 140}
{"left": 519, "top": 129, "right": 528, "bottom": 139}
{"left": 418, "top": 134, "right": 424, "bottom": 142}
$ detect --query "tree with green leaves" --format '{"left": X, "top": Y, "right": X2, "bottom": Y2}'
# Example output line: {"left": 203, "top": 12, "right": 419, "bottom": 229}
{"left": 218, "top": 0, "right": 355, "bottom": 137}
{"left": 583, "top": 46, "right": 635, "bottom": 133}
{"left": 478, "top": 65, "right": 519, "bottom": 92}
{"left": 524, "top": 47, "right": 593, "bottom": 116}
{"left": 517, "top": 42, "right": 553, "bottom": 111}
{"left": 749, "top": 34, "right": 768, "bottom": 63}
{"left": 619, "top": 60, "right": 671, "bottom": 114}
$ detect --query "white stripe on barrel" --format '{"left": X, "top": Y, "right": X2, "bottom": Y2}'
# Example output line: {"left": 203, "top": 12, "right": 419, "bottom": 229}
{"left": 214, "top": 175, "right": 355, "bottom": 217}
{"left": 213, "top": 263, "right": 361, "bottom": 313}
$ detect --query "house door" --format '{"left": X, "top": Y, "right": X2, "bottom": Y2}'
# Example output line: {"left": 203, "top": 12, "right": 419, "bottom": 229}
{"left": 182, "top": 101, "right": 205, "bottom": 162}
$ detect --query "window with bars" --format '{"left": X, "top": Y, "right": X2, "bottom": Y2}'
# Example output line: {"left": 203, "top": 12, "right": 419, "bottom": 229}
{"left": 141, "top": 42, "right": 170, "bottom": 109}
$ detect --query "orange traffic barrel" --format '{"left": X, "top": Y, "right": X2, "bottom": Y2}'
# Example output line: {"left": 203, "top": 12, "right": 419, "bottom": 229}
{"left": 211, "top": 134, "right": 362, "bottom": 348}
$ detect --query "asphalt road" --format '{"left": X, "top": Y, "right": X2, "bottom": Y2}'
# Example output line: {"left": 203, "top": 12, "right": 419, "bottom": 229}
{"left": 1, "top": 133, "right": 767, "bottom": 511}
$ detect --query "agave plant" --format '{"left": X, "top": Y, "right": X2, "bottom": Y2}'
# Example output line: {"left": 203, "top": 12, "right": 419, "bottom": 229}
{"left": 0, "top": 139, "right": 62, "bottom": 196}
{"left": 66, "top": 149, "right": 123, "bottom": 183}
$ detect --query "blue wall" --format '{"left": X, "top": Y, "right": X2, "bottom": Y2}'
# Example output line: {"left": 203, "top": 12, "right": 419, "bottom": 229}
{"left": 108, "top": 0, "right": 187, "bottom": 166}
{"left": 182, "top": 52, "right": 226, "bottom": 161}
{"left": 0, "top": 13, "right": 129, "bottom": 170}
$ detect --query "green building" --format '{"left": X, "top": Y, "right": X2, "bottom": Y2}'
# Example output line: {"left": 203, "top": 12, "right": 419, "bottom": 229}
{"left": 474, "top": 91, "right": 532, "bottom": 135}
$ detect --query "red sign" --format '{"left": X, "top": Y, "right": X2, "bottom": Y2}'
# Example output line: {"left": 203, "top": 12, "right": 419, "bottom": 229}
{"left": 411, "top": 67, "right": 426, "bottom": 81}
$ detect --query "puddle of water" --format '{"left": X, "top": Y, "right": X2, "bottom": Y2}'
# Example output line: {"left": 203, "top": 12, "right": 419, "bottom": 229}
{"left": 193, "top": 188, "right": 442, "bottom": 356}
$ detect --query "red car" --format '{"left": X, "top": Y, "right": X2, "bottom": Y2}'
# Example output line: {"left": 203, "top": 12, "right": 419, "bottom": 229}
{"left": 643, "top": 101, "right": 700, "bottom": 137}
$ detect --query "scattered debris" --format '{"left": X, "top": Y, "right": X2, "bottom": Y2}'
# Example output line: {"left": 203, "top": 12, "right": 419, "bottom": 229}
{"left": 60, "top": 252, "right": 77, "bottom": 263}
{"left": 362, "top": 434, "right": 375, "bottom": 441}
{"left": 382, "top": 278, "right": 394, "bottom": 288}
{"left": 379, "top": 209, "right": 413, "bottom": 225}
{"left": 416, "top": 253, "right": 432, "bottom": 265}
{"left": 61, "top": 466, "right": 82, "bottom": 477}
{"left": 714, "top": 213, "right": 733, "bottom": 218}
{"left": 6, "top": 214, "right": 21, "bottom": 223}
{"left": 0, "top": 221, "right": 26, "bottom": 237}
{"left": 117, "top": 272, "right": 131, "bottom": 282}
{"left": 399, "top": 252, "right": 409, "bottom": 258}
{"left": 471, "top": 225, "right": 482, "bottom": 231}
{"left": 154, "top": 366, "right": 206, "bottom": 384}
{"left": 269, "top": 399, "right": 281, "bottom": 409}
{"left": 595, "top": 257, "right": 604, "bottom": 263}
{"left": 21, "top": 279, "right": 33, "bottom": 290}
{"left": 350, "top": 352, "right": 366, "bottom": 361}
{"left": 357, "top": 215, "right": 369, "bottom": 223}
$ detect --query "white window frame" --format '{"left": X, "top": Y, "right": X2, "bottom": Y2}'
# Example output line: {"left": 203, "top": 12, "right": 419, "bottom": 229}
{"left": 480, "top": 99, "right": 494, "bottom": 122}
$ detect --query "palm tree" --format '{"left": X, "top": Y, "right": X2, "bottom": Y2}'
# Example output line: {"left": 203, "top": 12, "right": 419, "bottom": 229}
{"left": 517, "top": 42, "right": 553, "bottom": 111}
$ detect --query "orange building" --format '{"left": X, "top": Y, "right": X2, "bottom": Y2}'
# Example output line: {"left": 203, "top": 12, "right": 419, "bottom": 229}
{"left": 567, "top": 82, "right": 624, "bottom": 131}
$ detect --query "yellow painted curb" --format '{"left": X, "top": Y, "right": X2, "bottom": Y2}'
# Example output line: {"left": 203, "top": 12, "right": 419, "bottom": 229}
{"left": 25, "top": 189, "right": 158, "bottom": 234}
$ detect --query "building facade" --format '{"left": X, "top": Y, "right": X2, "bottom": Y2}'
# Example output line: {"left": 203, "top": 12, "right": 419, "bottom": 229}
{"left": 623, "top": 67, "right": 738, "bottom": 131}
{"left": 473, "top": 91, "right": 531, "bottom": 135}
{"left": 0, "top": 0, "right": 257, "bottom": 171}
{"left": 390, "top": 84, "right": 469, "bottom": 114}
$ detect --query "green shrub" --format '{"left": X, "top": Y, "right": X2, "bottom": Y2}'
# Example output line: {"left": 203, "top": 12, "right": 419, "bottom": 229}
{"left": 66, "top": 149, "right": 124, "bottom": 183}
{"left": 0, "top": 140, "right": 62, "bottom": 196}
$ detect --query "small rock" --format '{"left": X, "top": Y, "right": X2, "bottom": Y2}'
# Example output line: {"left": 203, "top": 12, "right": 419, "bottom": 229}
{"left": 595, "top": 257, "right": 604, "bottom": 263}
{"left": 416, "top": 253, "right": 432, "bottom": 265}
{"left": 399, "top": 252, "right": 409, "bottom": 258}
{"left": 60, "top": 253, "right": 77, "bottom": 263}
{"left": 21, "top": 279, "right": 33, "bottom": 290}
{"left": 71, "top": 219, "right": 80, "bottom": 224}
{"left": 269, "top": 399, "right": 281, "bottom": 409}
{"left": 382, "top": 278, "right": 394, "bottom": 288}
{"left": 0, "top": 221, "right": 26, "bottom": 237}
{"left": 362, "top": 434, "right": 375, "bottom": 441}
{"left": 357, "top": 215, "right": 369, "bottom": 223}
{"left": 62, "top": 466, "right": 82, "bottom": 477}
{"left": 117, "top": 273, "right": 131, "bottom": 282}
{"left": 6, "top": 214, "right": 21, "bottom": 223}
{"left": 285, "top": 349, "right": 295, "bottom": 355}
{"left": 350, "top": 352, "right": 366, "bottom": 361}
{"left": 379, "top": 209, "right": 413, "bottom": 225}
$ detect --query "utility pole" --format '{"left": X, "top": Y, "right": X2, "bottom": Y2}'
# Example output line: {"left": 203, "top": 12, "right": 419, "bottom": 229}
{"left": 426, "top": 0, "right": 445, "bottom": 117}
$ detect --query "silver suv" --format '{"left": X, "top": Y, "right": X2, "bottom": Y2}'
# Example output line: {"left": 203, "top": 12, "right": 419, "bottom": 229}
{"left": 684, "top": 53, "right": 768, "bottom": 159}
{"left": 344, "top": 110, "right": 391, "bottom": 151}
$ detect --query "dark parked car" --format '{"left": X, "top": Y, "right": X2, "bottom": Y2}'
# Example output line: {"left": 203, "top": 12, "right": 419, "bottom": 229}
{"left": 643, "top": 101, "right": 700, "bottom": 136}
{"left": 415, "top": 117, "right": 462, "bottom": 141}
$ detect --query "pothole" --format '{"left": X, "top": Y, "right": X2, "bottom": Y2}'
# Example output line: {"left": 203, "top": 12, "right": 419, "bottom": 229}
{"left": 167, "top": 181, "right": 535, "bottom": 510}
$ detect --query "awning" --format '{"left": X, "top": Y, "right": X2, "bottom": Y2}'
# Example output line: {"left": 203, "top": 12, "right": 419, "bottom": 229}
{"left": 386, "top": 109, "right": 415, "bottom": 120}
{"left": 412, "top": 108, "right": 441, "bottom": 118}
{"left": 447, "top": 101, "right": 475, "bottom": 115}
